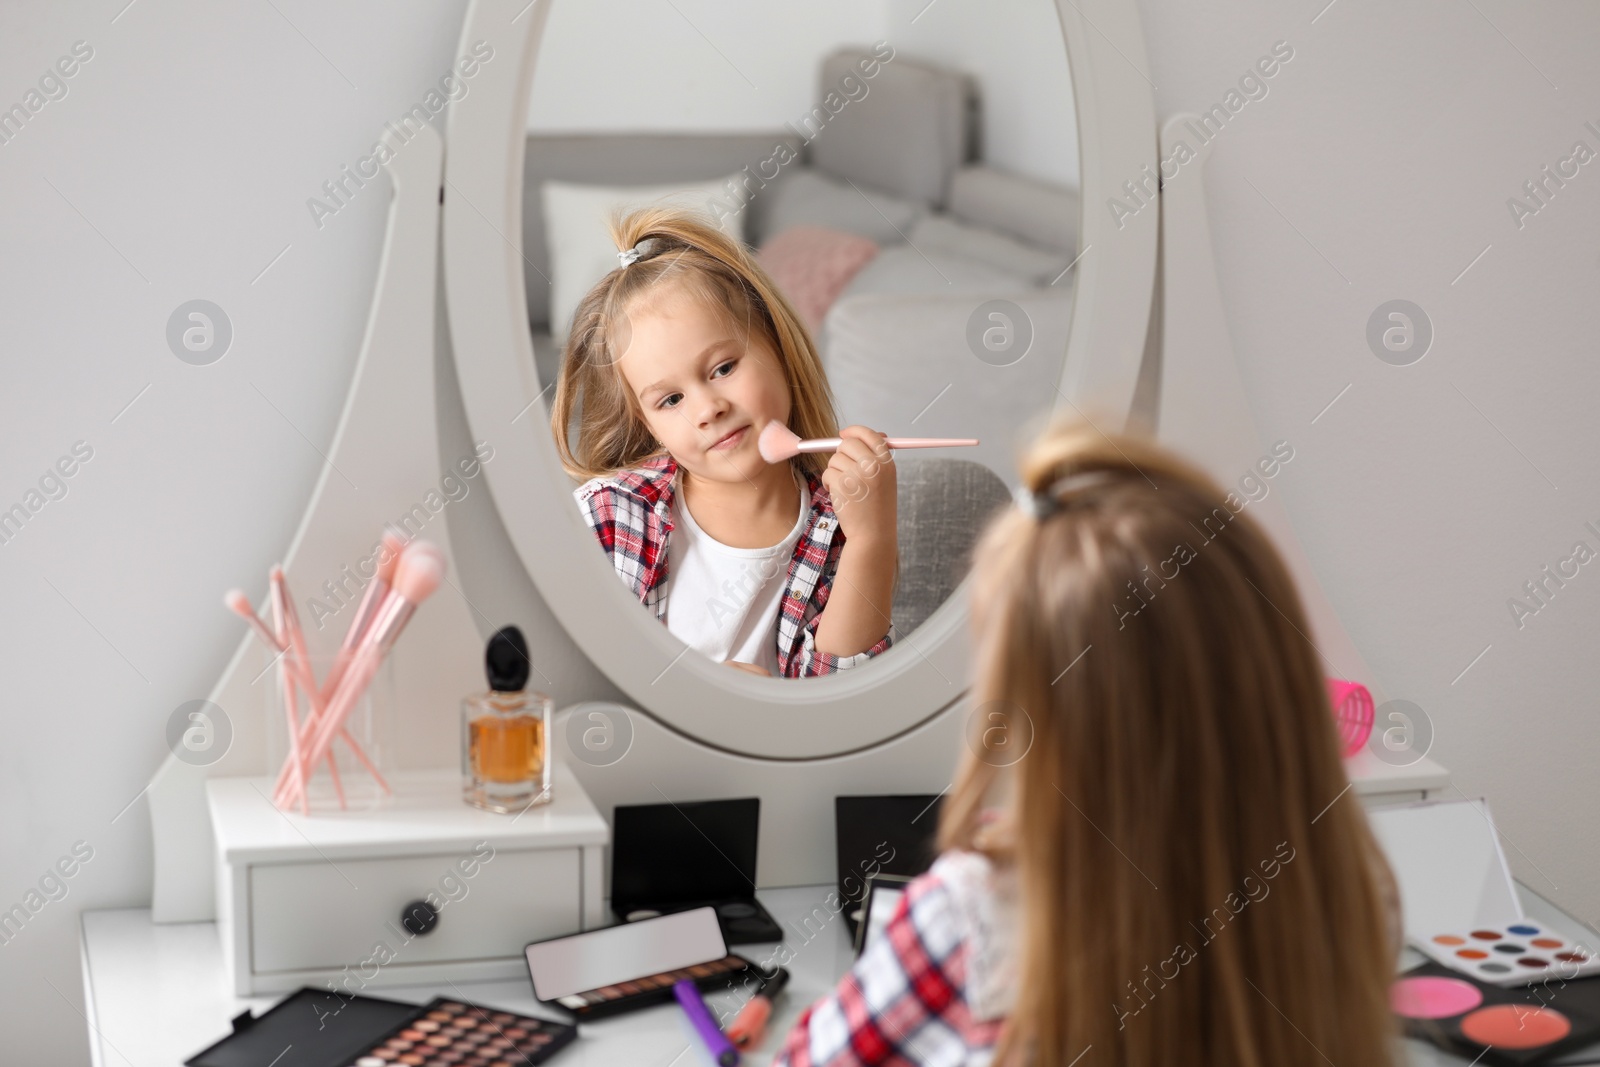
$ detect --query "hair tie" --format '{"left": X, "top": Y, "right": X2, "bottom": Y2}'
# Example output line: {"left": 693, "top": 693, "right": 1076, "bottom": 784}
{"left": 1014, "top": 470, "right": 1117, "bottom": 520}
{"left": 617, "top": 237, "right": 660, "bottom": 268}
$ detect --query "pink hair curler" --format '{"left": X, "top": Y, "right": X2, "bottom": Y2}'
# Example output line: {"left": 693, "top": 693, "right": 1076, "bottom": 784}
{"left": 1326, "top": 678, "right": 1375, "bottom": 757}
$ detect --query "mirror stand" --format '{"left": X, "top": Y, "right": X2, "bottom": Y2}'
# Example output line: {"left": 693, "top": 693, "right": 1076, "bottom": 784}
{"left": 146, "top": 122, "right": 486, "bottom": 921}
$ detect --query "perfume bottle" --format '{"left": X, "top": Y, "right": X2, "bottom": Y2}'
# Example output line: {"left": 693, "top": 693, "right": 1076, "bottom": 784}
{"left": 462, "top": 625, "right": 552, "bottom": 813}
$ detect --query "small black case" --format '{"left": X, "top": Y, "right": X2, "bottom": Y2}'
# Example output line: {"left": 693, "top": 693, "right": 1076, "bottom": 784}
{"left": 610, "top": 797, "right": 783, "bottom": 944}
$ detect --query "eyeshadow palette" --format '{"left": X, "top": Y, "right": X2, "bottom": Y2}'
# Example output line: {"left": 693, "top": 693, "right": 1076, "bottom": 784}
{"left": 344, "top": 998, "right": 575, "bottom": 1066}
{"left": 551, "top": 953, "right": 753, "bottom": 1020}
{"left": 1393, "top": 962, "right": 1600, "bottom": 1066}
{"left": 184, "top": 989, "right": 575, "bottom": 1067}
{"left": 1417, "top": 922, "right": 1600, "bottom": 987}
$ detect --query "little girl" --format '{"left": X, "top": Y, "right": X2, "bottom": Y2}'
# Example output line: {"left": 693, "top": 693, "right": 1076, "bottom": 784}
{"left": 552, "top": 205, "right": 897, "bottom": 678}
{"left": 773, "top": 419, "right": 1402, "bottom": 1066}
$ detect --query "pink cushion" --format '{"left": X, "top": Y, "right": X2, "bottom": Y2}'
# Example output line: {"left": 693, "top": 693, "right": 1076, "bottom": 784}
{"left": 757, "top": 225, "right": 880, "bottom": 334}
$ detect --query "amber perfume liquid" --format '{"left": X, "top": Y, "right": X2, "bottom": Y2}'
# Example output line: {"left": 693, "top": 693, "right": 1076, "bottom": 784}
{"left": 462, "top": 690, "right": 552, "bottom": 813}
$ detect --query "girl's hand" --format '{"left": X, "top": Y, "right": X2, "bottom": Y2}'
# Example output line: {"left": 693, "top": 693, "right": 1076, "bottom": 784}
{"left": 821, "top": 426, "right": 896, "bottom": 547}
{"left": 724, "top": 660, "right": 771, "bottom": 677}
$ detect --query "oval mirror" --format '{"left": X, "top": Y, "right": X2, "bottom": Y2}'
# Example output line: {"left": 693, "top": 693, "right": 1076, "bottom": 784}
{"left": 445, "top": 0, "right": 1157, "bottom": 758}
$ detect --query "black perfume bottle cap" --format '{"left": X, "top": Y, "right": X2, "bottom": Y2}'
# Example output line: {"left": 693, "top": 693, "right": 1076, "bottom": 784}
{"left": 485, "top": 625, "right": 530, "bottom": 692}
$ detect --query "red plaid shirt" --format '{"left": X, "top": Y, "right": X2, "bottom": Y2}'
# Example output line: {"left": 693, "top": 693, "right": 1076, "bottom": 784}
{"left": 573, "top": 453, "right": 893, "bottom": 678}
{"left": 773, "top": 852, "right": 1010, "bottom": 1067}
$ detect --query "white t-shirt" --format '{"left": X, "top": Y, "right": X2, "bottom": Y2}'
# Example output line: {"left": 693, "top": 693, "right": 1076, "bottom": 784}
{"left": 664, "top": 470, "right": 809, "bottom": 674}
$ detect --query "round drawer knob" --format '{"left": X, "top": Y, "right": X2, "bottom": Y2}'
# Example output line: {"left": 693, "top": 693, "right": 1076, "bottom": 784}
{"left": 400, "top": 899, "right": 439, "bottom": 936}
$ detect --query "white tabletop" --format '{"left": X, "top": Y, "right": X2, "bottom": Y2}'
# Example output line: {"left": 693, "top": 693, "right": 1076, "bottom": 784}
{"left": 82, "top": 878, "right": 1600, "bottom": 1067}
{"left": 81, "top": 885, "right": 857, "bottom": 1067}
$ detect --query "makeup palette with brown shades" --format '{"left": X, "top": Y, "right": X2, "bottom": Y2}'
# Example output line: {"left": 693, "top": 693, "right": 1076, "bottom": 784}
{"left": 524, "top": 904, "right": 757, "bottom": 1021}
{"left": 184, "top": 989, "right": 576, "bottom": 1067}
{"left": 340, "top": 998, "right": 575, "bottom": 1067}
{"left": 549, "top": 952, "right": 753, "bottom": 1019}
{"left": 1393, "top": 962, "right": 1600, "bottom": 1066}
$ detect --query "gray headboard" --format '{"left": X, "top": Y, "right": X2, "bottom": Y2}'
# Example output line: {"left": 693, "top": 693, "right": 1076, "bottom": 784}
{"left": 811, "top": 48, "right": 977, "bottom": 208}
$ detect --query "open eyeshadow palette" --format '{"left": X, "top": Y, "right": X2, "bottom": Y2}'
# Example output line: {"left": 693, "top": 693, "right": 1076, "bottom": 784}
{"left": 1393, "top": 962, "right": 1600, "bottom": 1066}
{"left": 524, "top": 906, "right": 757, "bottom": 1021}
{"left": 184, "top": 989, "right": 576, "bottom": 1067}
{"left": 549, "top": 952, "right": 753, "bottom": 1020}
{"left": 1367, "top": 799, "right": 1600, "bottom": 990}
{"left": 1418, "top": 922, "right": 1600, "bottom": 987}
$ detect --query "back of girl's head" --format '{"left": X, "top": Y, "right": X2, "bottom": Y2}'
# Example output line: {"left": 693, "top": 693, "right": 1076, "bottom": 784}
{"left": 941, "top": 417, "right": 1398, "bottom": 1067}
{"left": 550, "top": 204, "right": 838, "bottom": 482}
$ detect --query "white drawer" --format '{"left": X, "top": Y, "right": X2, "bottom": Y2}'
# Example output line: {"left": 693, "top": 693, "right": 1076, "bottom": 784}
{"left": 249, "top": 846, "right": 580, "bottom": 974}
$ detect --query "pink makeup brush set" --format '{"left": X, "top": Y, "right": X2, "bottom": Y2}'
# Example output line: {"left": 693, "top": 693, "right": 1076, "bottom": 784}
{"left": 224, "top": 530, "right": 445, "bottom": 813}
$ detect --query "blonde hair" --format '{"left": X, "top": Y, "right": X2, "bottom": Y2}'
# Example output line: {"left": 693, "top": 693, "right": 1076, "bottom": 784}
{"left": 940, "top": 418, "right": 1398, "bottom": 1067}
{"left": 550, "top": 205, "right": 839, "bottom": 482}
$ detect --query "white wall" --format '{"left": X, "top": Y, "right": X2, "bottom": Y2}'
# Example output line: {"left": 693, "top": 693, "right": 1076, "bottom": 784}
{"left": 527, "top": 0, "right": 1079, "bottom": 191}
{"left": 527, "top": 0, "right": 888, "bottom": 132}
{"left": 886, "top": 0, "right": 1079, "bottom": 187}
{"left": 0, "top": 2, "right": 464, "bottom": 1062}
{"left": 3, "top": 0, "right": 1599, "bottom": 1063}
{"left": 1133, "top": 0, "right": 1600, "bottom": 918}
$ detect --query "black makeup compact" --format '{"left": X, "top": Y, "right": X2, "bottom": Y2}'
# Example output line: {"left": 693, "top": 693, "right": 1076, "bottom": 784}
{"left": 609, "top": 797, "right": 783, "bottom": 944}
{"left": 1393, "top": 961, "right": 1600, "bottom": 1065}
{"left": 834, "top": 794, "right": 944, "bottom": 942}
{"left": 184, "top": 989, "right": 576, "bottom": 1067}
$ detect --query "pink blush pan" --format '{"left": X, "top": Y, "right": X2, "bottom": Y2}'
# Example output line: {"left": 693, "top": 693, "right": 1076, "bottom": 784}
{"left": 1390, "top": 975, "right": 1483, "bottom": 1019}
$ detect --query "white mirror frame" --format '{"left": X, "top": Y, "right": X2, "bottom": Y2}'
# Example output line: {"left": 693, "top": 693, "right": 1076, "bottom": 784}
{"left": 444, "top": 0, "right": 1158, "bottom": 759}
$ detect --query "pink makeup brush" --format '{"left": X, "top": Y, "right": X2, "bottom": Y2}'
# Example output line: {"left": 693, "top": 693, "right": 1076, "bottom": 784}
{"left": 226, "top": 590, "right": 389, "bottom": 810}
{"left": 267, "top": 575, "right": 320, "bottom": 813}
{"left": 285, "top": 544, "right": 444, "bottom": 803}
{"left": 226, "top": 589, "right": 311, "bottom": 813}
{"left": 267, "top": 561, "right": 395, "bottom": 805}
{"left": 272, "top": 567, "right": 346, "bottom": 811}
{"left": 757, "top": 423, "right": 978, "bottom": 464}
{"left": 320, "top": 529, "right": 406, "bottom": 705}
{"left": 280, "top": 563, "right": 392, "bottom": 801}
{"left": 268, "top": 622, "right": 397, "bottom": 810}
{"left": 291, "top": 542, "right": 446, "bottom": 794}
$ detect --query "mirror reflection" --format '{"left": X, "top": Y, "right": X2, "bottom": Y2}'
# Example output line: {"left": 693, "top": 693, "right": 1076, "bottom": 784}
{"left": 521, "top": 2, "right": 1080, "bottom": 677}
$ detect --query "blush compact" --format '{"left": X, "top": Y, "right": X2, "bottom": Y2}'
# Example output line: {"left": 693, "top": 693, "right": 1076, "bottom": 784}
{"left": 184, "top": 988, "right": 576, "bottom": 1067}
{"left": 1393, "top": 962, "right": 1600, "bottom": 1065}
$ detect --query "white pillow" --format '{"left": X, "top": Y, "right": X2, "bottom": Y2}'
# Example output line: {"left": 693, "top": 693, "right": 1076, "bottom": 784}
{"left": 542, "top": 176, "right": 744, "bottom": 345}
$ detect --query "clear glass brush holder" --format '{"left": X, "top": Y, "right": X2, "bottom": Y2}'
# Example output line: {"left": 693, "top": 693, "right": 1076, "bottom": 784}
{"left": 266, "top": 652, "right": 394, "bottom": 814}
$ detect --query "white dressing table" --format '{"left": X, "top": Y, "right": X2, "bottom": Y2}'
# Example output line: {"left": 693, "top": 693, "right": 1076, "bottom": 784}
{"left": 80, "top": 883, "right": 851, "bottom": 1067}
{"left": 79, "top": 876, "right": 1600, "bottom": 1067}
{"left": 83, "top": 751, "right": 1510, "bottom": 1067}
